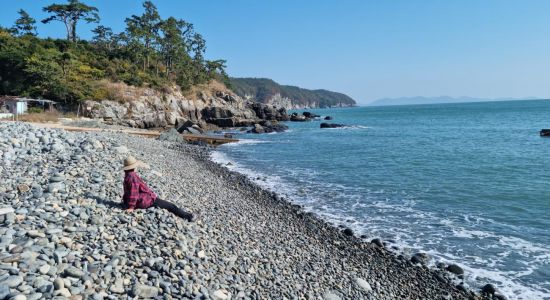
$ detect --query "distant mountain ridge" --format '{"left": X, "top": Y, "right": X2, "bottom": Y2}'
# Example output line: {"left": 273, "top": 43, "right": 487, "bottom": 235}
{"left": 369, "top": 96, "right": 542, "bottom": 106}
{"left": 230, "top": 78, "right": 357, "bottom": 109}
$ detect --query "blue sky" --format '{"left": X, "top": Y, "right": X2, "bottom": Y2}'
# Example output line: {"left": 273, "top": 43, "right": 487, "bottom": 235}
{"left": 2, "top": 1, "right": 550, "bottom": 104}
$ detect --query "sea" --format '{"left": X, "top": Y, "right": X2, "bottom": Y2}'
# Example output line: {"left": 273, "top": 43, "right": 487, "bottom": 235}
{"left": 210, "top": 99, "right": 550, "bottom": 300}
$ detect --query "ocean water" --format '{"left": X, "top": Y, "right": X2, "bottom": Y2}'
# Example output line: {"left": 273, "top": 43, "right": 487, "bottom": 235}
{"left": 211, "top": 100, "right": 550, "bottom": 299}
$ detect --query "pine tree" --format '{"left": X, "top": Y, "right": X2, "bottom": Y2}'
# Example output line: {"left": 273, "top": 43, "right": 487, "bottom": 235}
{"left": 12, "top": 9, "right": 37, "bottom": 36}
{"left": 42, "top": 0, "right": 100, "bottom": 43}
{"left": 125, "top": 1, "right": 161, "bottom": 70}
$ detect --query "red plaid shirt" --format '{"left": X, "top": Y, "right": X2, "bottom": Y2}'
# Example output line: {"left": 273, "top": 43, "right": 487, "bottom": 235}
{"left": 123, "top": 171, "right": 156, "bottom": 209}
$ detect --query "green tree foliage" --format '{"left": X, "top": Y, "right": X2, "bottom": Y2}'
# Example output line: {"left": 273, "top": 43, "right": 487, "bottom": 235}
{"left": 0, "top": 0, "right": 229, "bottom": 105}
{"left": 124, "top": 1, "right": 161, "bottom": 70}
{"left": 42, "top": 0, "right": 100, "bottom": 42}
{"left": 11, "top": 9, "right": 37, "bottom": 36}
{"left": 91, "top": 25, "right": 114, "bottom": 51}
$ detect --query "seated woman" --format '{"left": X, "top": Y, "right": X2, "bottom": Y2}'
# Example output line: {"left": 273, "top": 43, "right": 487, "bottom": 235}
{"left": 122, "top": 156, "right": 194, "bottom": 222}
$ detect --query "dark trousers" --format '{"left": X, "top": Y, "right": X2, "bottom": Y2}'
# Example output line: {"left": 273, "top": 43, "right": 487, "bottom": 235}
{"left": 153, "top": 198, "right": 193, "bottom": 221}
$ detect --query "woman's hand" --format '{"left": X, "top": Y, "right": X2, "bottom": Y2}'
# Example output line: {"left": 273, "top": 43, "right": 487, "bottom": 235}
{"left": 126, "top": 208, "right": 134, "bottom": 213}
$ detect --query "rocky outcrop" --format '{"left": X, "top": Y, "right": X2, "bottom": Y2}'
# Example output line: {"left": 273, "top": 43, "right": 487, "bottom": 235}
{"left": 83, "top": 82, "right": 288, "bottom": 129}
{"left": 320, "top": 123, "right": 345, "bottom": 128}
{"left": 302, "top": 112, "right": 320, "bottom": 119}
{"left": 260, "top": 93, "right": 318, "bottom": 109}
{"left": 250, "top": 103, "right": 289, "bottom": 121}
{"left": 289, "top": 113, "right": 307, "bottom": 122}
{"left": 289, "top": 112, "right": 324, "bottom": 122}
{"left": 248, "top": 121, "right": 289, "bottom": 134}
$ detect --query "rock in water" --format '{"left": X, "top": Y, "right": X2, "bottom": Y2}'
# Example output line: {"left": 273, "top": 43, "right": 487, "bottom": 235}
{"left": 342, "top": 228, "right": 354, "bottom": 237}
{"left": 250, "top": 124, "right": 265, "bottom": 134}
{"left": 446, "top": 264, "right": 464, "bottom": 275}
{"left": 481, "top": 284, "right": 496, "bottom": 295}
{"left": 411, "top": 252, "right": 431, "bottom": 265}
{"left": 320, "top": 123, "right": 345, "bottom": 128}
{"left": 371, "top": 238, "right": 384, "bottom": 248}
{"left": 302, "top": 112, "right": 320, "bottom": 118}
{"left": 290, "top": 113, "right": 307, "bottom": 122}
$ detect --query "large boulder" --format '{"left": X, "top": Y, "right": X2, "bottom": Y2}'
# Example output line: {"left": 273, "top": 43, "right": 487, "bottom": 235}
{"left": 249, "top": 122, "right": 288, "bottom": 134}
{"left": 303, "top": 111, "right": 320, "bottom": 118}
{"left": 158, "top": 129, "right": 183, "bottom": 142}
{"left": 250, "top": 124, "right": 265, "bottom": 134}
{"left": 290, "top": 113, "right": 307, "bottom": 122}
{"left": 320, "top": 123, "right": 345, "bottom": 128}
{"left": 446, "top": 264, "right": 464, "bottom": 275}
{"left": 267, "top": 124, "right": 288, "bottom": 133}
{"left": 176, "top": 119, "right": 197, "bottom": 133}
{"left": 250, "top": 103, "right": 289, "bottom": 121}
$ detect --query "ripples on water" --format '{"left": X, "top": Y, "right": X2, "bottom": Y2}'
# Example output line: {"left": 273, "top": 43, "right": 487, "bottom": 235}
{"left": 211, "top": 100, "right": 550, "bottom": 300}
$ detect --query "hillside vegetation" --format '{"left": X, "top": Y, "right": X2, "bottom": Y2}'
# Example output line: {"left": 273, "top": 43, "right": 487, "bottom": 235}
{"left": 0, "top": 0, "right": 229, "bottom": 105}
{"left": 230, "top": 78, "right": 356, "bottom": 108}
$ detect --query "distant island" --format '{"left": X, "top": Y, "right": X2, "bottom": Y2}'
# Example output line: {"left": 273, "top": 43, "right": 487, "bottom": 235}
{"left": 368, "top": 96, "right": 543, "bottom": 106}
{"left": 230, "top": 77, "right": 357, "bottom": 109}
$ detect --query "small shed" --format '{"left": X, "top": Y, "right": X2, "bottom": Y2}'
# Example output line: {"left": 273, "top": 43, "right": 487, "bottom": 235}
{"left": 6, "top": 100, "right": 28, "bottom": 114}
{"left": 0, "top": 96, "right": 56, "bottom": 115}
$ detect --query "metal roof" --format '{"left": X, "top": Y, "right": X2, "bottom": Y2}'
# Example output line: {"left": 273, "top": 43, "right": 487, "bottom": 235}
{"left": 0, "top": 96, "right": 56, "bottom": 103}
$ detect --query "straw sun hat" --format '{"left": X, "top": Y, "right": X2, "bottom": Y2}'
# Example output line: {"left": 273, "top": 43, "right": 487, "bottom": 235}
{"left": 123, "top": 156, "right": 142, "bottom": 171}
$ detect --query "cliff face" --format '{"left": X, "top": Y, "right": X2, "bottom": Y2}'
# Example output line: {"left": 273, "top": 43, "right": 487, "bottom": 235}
{"left": 230, "top": 78, "right": 357, "bottom": 109}
{"left": 83, "top": 81, "right": 288, "bottom": 129}
{"left": 258, "top": 93, "right": 314, "bottom": 110}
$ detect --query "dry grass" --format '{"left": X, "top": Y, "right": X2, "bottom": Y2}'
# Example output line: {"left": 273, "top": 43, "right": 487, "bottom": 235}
{"left": 183, "top": 80, "right": 232, "bottom": 100}
{"left": 88, "top": 79, "right": 232, "bottom": 103}
{"left": 15, "top": 111, "right": 63, "bottom": 123}
{"left": 93, "top": 81, "right": 137, "bottom": 103}
{"left": 1, "top": 111, "right": 79, "bottom": 123}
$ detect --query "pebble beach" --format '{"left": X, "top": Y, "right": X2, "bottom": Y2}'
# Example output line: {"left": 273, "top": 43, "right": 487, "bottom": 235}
{"left": 0, "top": 122, "right": 479, "bottom": 300}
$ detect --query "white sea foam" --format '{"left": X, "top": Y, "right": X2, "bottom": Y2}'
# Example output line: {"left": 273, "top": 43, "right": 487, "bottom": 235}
{"left": 323, "top": 125, "right": 369, "bottom": 130}
{"left": 210, "top": 150, "right": 295, "bottom": 197}
{"left": 223, "top": 139, "right": 269, "bottom": 147}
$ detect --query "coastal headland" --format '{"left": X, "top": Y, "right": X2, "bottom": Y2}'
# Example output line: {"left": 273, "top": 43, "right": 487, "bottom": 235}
{"left": 0, "top": 122, "right": 484, "bottom": 299}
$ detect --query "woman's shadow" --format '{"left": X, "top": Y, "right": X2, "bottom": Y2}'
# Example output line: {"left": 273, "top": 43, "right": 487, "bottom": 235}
{"left": 87, "top": 193, "right": 123, "bottom": 209}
